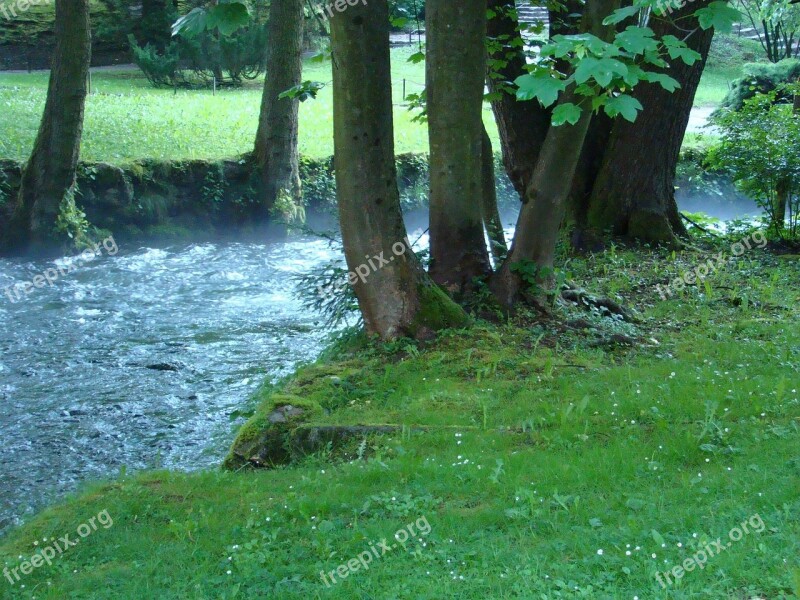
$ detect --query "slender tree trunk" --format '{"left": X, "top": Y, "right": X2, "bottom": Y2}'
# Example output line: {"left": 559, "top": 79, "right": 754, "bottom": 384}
{"left": 426, "top": 0, "right": 492, "bottom": 293}
{"left": 486, "top": 0, "right": 551, "bottom": 200}
{"left": 481, "top": 126, "right": 508, "bottom": 264}
{"left": 583, "top": 1, "right": 714, "bottom": 244}
{"left": 492, "top": 92, "right": 594, "bottom": 308}
{"left": 5, "top": 0, "right": 91, "bottom": 255}
{"left": 492, "top": 0, "right": 618, "bottom": 308}
{"left": 330, "top": 0, "right": 468, "bottom": 340}
{"left": 253, "top": 0, "right": 304, "bottom": 216}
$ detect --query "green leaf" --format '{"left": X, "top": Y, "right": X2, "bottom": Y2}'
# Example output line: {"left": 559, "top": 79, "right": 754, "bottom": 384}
{"left": 614, "top": 26, "right": 659, "bottom": 54}
{"left": 642, "top": 71, "right": 681, "bottom": 92}
{"left": 515, "top": 73, "right": 567, "bottom": 107}
{"left": 602, "top": 5, "right": 641, "bottom": 25}
{"left": 695, "top": 1, "right": 742, "bottom": 32}
{"left": 651, "top": 529, "right": 666, "bottom": 546}
{"left": 604, "top": 94, "right": 643, "bottom": 121}
{"left": 661, "top": 35, "right": 702, "bottom": 65}
{"left": 574, "top": 57, "right": 629, "bottom": 87}
{"left": 172, "top": 1, "right": 250, "bottom": 38}
{"left": 552, "top": 102, "right": 583, "bottom": 126}
{"left": 172, "top": 7, "right": 207, "bottom": 38}
{"left": 210, "top": 2, "right": 251, "bottom": 36}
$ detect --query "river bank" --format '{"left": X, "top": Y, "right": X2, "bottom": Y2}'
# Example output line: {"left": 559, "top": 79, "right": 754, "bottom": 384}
{"left": 0, "top": 237, "right": 797, "bottom": 599}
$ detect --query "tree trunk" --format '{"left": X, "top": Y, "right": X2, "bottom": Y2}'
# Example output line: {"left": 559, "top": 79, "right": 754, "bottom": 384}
{"left": 583, "top": 2, "right": 714, "bottom": 245}
{"left": 5, "top": 0, "right": 91, "bottom": 255}
{"left": 492, "top": 0, "right": 618, "bottom": 308}
{"left": 426, "top": 0, "right": 492, "bottom": 293}
{"left": 253, "top": 0, "right": 304, "bottom": 216}
{"left": 492, "top": 92, "right": 595, "bottom": 308}
{"left": 329, "top": 0, "right": 469, "bottom": 340}
{"left": 481, "top": 126, "right": 508, "bottom": 264}
{"left": 486, "top": 0, "right": 551, "bottom": 200}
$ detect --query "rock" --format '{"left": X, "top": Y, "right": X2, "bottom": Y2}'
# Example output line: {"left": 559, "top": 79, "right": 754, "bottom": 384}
{"left": 223, "top": 395, "right": 324, "bottom": 470}
{"left": 145, "top": 363, "right": 180, "bottom": 372}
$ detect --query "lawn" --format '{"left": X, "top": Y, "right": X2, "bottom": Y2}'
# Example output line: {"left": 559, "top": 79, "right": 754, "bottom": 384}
{"left": 0, "top": 47, "right": 500, "bottom": 164}
{"left": 0, "top": 46, "right": 739, "bottom": 165}
{"left": 0, "top": 235, "right": 797, "bottom": 599}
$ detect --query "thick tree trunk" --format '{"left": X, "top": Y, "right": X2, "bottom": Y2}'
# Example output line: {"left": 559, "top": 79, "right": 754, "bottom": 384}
{"left": 5, "top": 0, "right": 91, "bottom": 254}
{"left": 426, "top": 0, "right": 492, "bottom": 293}
{"left": 583, "top": 2, "right": 714, "bottom": 244}
{"left": 481, "top": 127, "right": 508, "bottom": 264}
{"left": 492, "top": 0, "right": 618, "bottom": 308}
{"left": 330, "top": 0, "right": 469, "bottom": 340}
{"left": 253, "top": 0, "right": 304, "bottom": 215}
{"left": 486, "top": 0, "right": 551, "bottom": 199}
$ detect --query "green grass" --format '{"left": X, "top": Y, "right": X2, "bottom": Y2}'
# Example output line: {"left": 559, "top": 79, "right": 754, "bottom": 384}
{"left": 0, "top": 47, "right": 499, "bottom": 164}
{"left": 0, "top": 47, "right": 740, "bottom": 164}
{"left": 693, "top": 65, "right": 740, "bottom": 107}
{"left": 1, "top": 239, "right": 798, "bottom": 599}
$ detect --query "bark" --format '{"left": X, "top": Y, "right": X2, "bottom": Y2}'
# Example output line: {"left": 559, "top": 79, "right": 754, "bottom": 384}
{"left": 492, "top": 91, "right": 595, "bottom": 308}
{"left": 253, "top": 0, "right": 304, "bottom": 215}
{"left": 492, "top": 0, "right": 619, "bottom": 308}
{"left": 583, "top": 1, "right": 714, "bottom": 244}
{"left": 426, "top": 0, "right": 492, "bottom": 293}
{"left": 481, "top": 127, "right": 508, "bottom": 264}
{"left": 5, "top": 0, "right": 91, "bottom": 254}
{"left": 329, "top": 0, "right": 468, "bottom": 340}
{"left": 486, "top": 0, "right": 551, "bottom": 199}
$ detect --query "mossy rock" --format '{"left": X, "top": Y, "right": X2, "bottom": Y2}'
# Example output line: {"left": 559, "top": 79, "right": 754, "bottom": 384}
{"left": 223, "top": 395, "right": 324, "bottom": 471}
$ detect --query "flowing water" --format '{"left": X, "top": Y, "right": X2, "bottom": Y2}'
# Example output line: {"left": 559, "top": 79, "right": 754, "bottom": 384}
{"left": 0, "top": 234, "right": 342, "bottom": 534}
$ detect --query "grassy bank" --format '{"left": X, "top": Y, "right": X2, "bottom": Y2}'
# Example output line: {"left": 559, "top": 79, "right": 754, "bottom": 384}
{"left": 0, "top": 45, "right": 743, "bottom": 165}
{"left": 0, "top": 233, "right": 798, "bottom": 599}
{"left": 0, "top": 47, "right": 495, "bottom": 163}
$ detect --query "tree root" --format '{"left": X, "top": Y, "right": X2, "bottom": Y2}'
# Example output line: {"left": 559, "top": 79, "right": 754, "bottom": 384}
{"left": 560, "top": 284, "right": 640, "bottom": 323}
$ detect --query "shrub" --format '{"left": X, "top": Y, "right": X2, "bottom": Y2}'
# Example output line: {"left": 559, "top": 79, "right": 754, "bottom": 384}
{"left": 710, "top": 89, "right": 800, "bottom": 239}
{"left": 706, "top": 33, "right": 762, "bottom": 70}
{"left": 131, "top": 0, "right": 270, "bottom": 88}
{"left": 719, "top": 59, "right": 800, "bottom": 111}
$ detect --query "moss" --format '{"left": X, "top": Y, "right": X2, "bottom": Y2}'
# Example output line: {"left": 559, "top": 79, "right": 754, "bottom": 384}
{"left": 223, "top": 395, "right": 324, "bottom": 471}
{"left": 409, "top": 282, "right": 471, "bottom": 337}
{"left": 627, "top": 210, "right": 679, "bottom": 246}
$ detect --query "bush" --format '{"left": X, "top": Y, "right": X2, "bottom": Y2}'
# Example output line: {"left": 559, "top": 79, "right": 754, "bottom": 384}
{"left": 131, "top": 0, "right": 270, "bottom": 88}
{"left": 706, "top": 33, "right": 762, "bottom": 70}
{"left": 719, "top": 59, "right": 800, "bottom": 111}
{"left": 710, "top": 89, "right": 800, "bottom": 239}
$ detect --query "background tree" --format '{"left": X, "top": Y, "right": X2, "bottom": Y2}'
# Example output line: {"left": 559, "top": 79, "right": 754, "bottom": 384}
{"left": 253, "top": 0, "right": 304, "bottom": 216}
{"left": 4, "top": 0, "right": 92, "bottom": 254}
{"left": 737, "top": 0, "right": 800, "bottom": 62}
{"left": 330, "top": 0, "right": 468, "bottom": 339}
{"left": 426, "top": 0, "right": 492, "bottom": 293}
{"left": 579, "top": 0, "right": 716, "bottom": 244}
